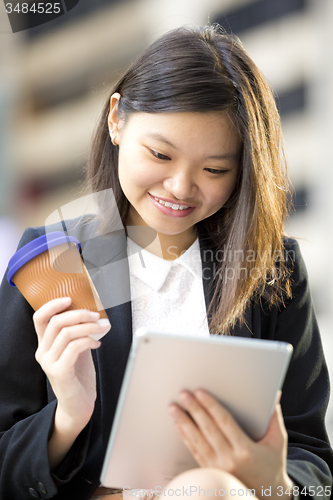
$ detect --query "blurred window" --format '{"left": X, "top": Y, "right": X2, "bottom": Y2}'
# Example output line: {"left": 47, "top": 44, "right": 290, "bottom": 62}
{"left": 214, "top": 0, "right": 306, "bottom": 35}
{"left": 277, "top": 84, "right": 306, "bottom": 117}
{"left": 24, "top": 0, "right": 122, "bottom": 39}
{"left": 17, "top": 167, "right": 83, "bottom": 206}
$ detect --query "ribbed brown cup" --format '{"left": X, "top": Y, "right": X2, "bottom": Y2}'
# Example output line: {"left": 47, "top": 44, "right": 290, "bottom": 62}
{"left": 11, "top": 242, "right": 108, "bottom": 320}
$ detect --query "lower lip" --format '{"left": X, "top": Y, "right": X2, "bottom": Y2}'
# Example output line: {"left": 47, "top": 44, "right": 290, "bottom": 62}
{"left": 148, "top": 193, "right": 195, "bottom": 218}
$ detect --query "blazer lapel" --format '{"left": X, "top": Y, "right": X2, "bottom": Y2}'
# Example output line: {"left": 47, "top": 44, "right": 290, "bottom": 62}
{"left": 87, "top": 229, "right": 133, "bottom": 451}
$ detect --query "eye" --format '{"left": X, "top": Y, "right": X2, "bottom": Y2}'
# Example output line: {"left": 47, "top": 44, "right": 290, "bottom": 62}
{"left": 150, "top": 149, "right": 171, "bottom": 161}
{"left": 205, "top": 168, "right": 229, "bottom": 175}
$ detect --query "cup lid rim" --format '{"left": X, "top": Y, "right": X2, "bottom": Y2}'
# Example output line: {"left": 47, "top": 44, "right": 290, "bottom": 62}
{"left": 7, "top": 231, "right": 81, "bottom": 287}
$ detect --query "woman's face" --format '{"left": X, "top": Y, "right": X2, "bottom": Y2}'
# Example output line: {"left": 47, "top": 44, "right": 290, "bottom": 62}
{"left": 110, "top": 105, "right": 241, "bottom": 239}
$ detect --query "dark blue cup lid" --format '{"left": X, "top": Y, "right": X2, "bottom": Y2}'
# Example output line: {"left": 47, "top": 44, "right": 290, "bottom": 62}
{"left": 7, "top": 231, "right": 81, "bottom": 287}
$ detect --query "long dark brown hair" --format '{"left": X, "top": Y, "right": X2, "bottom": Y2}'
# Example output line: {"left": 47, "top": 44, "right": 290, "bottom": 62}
{"left": 82, "top": 24, "right": 293, "bottom": 335}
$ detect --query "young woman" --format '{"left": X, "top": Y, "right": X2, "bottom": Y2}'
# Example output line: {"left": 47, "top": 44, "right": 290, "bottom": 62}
{"left": 0, "top": 25, "right": 332, "bottom": 500}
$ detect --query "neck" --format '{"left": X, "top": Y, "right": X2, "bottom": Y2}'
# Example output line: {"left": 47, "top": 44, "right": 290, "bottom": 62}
{"left": 126, "top": 226, "right": 198, "bottom": 260}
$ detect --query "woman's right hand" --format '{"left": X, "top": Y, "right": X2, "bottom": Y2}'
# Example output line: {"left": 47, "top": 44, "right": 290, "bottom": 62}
{"left": 33, "top": 297, "right": 111, "bottom": 468}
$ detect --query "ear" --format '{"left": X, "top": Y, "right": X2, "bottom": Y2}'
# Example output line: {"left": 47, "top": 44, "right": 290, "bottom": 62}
{"left": 108, "top": 92, "right": 122, "bottom": 145}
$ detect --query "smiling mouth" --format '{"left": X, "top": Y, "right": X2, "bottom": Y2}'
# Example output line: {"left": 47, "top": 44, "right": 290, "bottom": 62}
{"left": 149, "top": 193, "right": 195, "bottom": 211}
{"left": 153, "top": 197, "right": 189, "bottom": 211}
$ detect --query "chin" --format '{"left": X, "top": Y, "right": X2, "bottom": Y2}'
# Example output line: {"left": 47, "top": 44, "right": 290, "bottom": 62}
{"left": 150, "top": 227, "right": 186, "bottom": 236}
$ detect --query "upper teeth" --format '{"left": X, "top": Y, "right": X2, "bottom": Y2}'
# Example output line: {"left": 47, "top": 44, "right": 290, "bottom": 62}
{"left": 154, "top": 197, "right": 190, "bottom": 210}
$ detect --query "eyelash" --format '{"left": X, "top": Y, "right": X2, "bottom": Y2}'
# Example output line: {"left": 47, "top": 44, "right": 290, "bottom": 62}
{"left": 149, "top": 149, "right": 229, "bottom": 175}
{"left": 150, "top": 149, "right": 171, "bottom": 161}
{"left": 204, "top": 168, "right": 228, "bottom": 175}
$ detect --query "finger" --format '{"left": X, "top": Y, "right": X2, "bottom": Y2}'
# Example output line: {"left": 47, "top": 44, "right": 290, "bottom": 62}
{"left": 169, "top": 403, "right": 212, "bottom": 467}
{"left": 33, "top": 297, "right": 72, "bottom": 339}
{"left": 177, "top": 391, "right": 231, "bottom": 454}
{"left": 180, "top": 391, "right": 230, "bottom": 453}
{"left": 194, "top": 389, "right": 250, "bottom": 449}
{"left": 53, "top": 336, "right": 100, "bottom": 373}
{"left": 37, "top": 309, "right": 102, "bottom": 353}
{"left": 40, "top": 320, "right": 110, "bottom": 364}
{"left": 275, "top": 390, "right": 282, "bottom": 405}
{"left": 261, "top": 401, "right": 287, "bottom": 449}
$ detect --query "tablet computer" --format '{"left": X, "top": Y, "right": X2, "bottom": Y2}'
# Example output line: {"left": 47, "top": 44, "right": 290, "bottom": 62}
{"left": 100, "top": 329, "right": 293, "bottom": 490}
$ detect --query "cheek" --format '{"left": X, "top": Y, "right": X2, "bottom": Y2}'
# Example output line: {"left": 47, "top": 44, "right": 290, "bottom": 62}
{"left": 119, "top": 155, "right": 162, "bottom": 193}
{"left": 205, "top": 178, "right": 237, "bottom": 209}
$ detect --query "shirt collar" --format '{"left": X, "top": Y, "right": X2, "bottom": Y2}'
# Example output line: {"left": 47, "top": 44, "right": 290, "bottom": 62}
{"left": 127, "top": 237, "right": 202, "bottom": 291}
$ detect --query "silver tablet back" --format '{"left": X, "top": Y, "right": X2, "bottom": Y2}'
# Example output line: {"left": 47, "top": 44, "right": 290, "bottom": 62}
{"left": 101, "top": 330, "right": 293, "bottom": 490}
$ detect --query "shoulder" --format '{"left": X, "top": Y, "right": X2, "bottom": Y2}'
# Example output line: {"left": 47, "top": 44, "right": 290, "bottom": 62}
{"left": 17, "top": 215, "right": 127, "bottom": 269}
{"left": 281, "top": 236, "right": 309, "bottom": 294}
{"left": 18, "top": 214, "right": 88, "bottom": 236}
{"left": 16, "top": 226, "right": 42, "bottom": 250}
{"left": 253, "top": 236, "right": 310, "bottom": 316}
{"left": 17, "top": 214, "right": 99, "bottom": 249}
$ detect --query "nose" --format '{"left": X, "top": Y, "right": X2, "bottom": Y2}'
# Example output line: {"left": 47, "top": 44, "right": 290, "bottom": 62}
{"left": 163, "top": 168, "right": 198, "bottom": 201}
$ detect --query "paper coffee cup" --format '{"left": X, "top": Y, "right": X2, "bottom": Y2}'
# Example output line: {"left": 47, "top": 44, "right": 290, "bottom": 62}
{"left": 7, "top": 231, "right": 110, "bottom": 339}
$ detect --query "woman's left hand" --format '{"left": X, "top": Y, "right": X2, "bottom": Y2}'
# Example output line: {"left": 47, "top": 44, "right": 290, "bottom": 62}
{"left": 169, "top": 389, "right": 293, "bottom": 500}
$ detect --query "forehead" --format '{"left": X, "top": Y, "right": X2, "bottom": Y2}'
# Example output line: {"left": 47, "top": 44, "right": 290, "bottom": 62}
{"left": 123, "top": 111, "right": 241, "bottom": 152}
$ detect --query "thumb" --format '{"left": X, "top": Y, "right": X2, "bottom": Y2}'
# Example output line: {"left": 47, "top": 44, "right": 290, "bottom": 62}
{"left": 261, "top": 391, "right": 286, "bottom": 447}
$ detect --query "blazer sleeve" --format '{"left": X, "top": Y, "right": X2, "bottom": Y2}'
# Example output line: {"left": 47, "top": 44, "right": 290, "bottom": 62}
{"left": 0, "top": 227, "right": 91, "bottom": 500}
{"left": 269, "top": 239, "right": 333, "bottom": 497}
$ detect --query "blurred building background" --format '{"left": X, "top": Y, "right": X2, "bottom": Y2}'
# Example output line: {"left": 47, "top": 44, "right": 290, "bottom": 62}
{"left": 0, "top": 0, "right": 332, "bottom": 438}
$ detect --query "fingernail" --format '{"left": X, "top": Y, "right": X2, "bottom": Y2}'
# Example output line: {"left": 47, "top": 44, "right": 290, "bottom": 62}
{"left": 89, "top": 333, "right": 106, "bottom": 341}
{"left": 60, "top": 297, "right": 71, "bottom": 303}
{"left": 97, "top": 318, "right": 111, "bottom": 330}
{"left": 179, "top": 391, "right": 192, "bottom": 403}
{"left": 195, "top": 389, "right": 207, "bottom": 402}
{"left": 169, "top": 404, "right": 181, "bottom": 416}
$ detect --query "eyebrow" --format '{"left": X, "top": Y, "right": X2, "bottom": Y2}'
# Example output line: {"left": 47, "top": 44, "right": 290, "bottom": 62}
{"left": 145, "top": 133, "right": 239, "bottom": 161}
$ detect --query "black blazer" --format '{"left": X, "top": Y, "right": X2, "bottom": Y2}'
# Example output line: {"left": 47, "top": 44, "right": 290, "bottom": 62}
{"left": 0, "top": 218, "right": 332, "bottom": 500}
